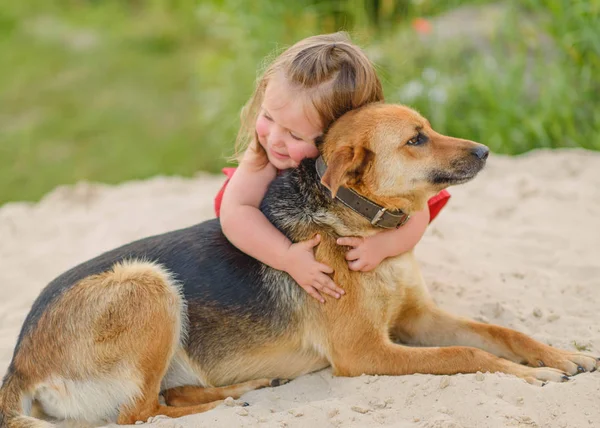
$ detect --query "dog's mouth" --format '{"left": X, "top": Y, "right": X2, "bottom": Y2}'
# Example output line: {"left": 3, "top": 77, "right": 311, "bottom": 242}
{"left": 428, "top": 157, "right": 487, "bottom": 185}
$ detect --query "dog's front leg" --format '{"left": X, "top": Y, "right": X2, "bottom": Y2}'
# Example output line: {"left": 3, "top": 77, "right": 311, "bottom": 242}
{"left": 330, "top": 330, "right": 573, "bottom": 385}
{"left": 390, "top": 302, "right": 599, "bottom": 376}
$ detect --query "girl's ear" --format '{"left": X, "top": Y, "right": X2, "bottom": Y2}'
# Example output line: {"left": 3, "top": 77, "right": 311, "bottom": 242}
{"left": 321, "top": 145, "right": 373, "bottom": 198}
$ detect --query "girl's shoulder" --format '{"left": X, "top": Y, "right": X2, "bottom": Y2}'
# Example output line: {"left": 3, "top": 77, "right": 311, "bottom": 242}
{"left": 240, "top": 147, "right": 270, "bottom": 168}
{"left": 234, "top": 148, "right": 278, "bottom": 181}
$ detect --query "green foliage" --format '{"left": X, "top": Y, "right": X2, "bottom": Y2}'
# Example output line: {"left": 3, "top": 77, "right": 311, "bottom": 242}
{"left": 0, "top": 0, "right": 598, "bottom": 205}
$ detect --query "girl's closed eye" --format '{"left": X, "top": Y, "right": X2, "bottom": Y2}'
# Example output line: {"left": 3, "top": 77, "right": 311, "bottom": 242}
{"left": 290, "top": 132, "right": 303, "bottom": 141}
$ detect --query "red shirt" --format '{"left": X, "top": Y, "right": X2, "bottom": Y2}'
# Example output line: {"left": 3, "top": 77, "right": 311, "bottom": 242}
{"left": 214, "top": 167, "right": 450, "bottom": 223}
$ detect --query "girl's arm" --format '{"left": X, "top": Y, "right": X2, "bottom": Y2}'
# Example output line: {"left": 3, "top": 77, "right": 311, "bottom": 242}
{"left": 220, "top": 150, "right": 344, "bottom": 301}
{"left": 337, "top": 208, "right": 430, "bottom": 272}
{"left": 220, "top": 150, "right": 287, "bottom": 270}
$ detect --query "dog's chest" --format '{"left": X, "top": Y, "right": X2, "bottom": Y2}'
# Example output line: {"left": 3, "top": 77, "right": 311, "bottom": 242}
{"left": 355, "top": 252, "right": 426, "bottom": 321}
{"left": 362, "top": 254, "right": 419, "bottom": 293}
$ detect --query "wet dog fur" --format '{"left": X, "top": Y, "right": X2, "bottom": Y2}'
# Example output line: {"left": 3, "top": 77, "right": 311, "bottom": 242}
{"left": 1, "top": 103, "right": 598, "bottom": 427}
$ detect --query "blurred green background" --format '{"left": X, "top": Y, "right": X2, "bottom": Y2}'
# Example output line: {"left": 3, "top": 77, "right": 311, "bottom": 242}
{"left": 1, "top": 0, "right": 598, "bottom": 205}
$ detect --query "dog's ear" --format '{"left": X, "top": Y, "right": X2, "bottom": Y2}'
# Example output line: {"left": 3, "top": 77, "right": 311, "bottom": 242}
{"left": 321, "top": 145, "right": 373, "bottom": 198}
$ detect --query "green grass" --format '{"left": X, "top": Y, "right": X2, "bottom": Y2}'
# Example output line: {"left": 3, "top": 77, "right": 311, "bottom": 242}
{"left": 0, "top": 0, "right": 598, "bottom": 205}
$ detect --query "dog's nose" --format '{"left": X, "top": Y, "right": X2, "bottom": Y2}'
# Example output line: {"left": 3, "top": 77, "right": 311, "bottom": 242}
{"left": 471, "top": 145, "right": 489, "bottom": 160}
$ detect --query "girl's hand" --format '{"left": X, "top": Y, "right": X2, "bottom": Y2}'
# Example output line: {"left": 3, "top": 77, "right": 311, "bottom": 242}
{"left": 282, "top": 235, "right": 344, "bottom": 303}
{"left": 337, "top": 236, "right": 387, "bottom": 272}
{"left": 337, "top": 210, "right": 430, "bottom": 272}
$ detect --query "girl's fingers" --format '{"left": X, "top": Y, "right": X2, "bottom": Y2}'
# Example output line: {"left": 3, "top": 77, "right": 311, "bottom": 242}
{"left": 337, "top": 237, "right": 362, "bottom": 247}
{"left": 321, "top": 278, "right": 344, "bottom": 297}
{"left": 345, "top": 249, "right": 359, "bottom": 261}
{"left": 316, "top": 268, "right": 343, "bottom": 295}
{"left": 303, "top": 285, "right": 325, "bottom": 303}
{"left": 318, "top": 284, "right": 340, "bottom": 299}
{"left": 317, "top": 263, "right": 334, "bottom": 274}
{"left": 304, "top": 234, "right": 321, "bottom": 248}
{"left": 330, "top": 281, "right": 345, "bottom": 296}
{"left": 314, "top": 276, "right": 344, "bottom": 298}
{"left": 299, "top": 235, "right": 321, "bottom": 251}
{"left": 348, "top": 260, "right": 365, "bottom": 272}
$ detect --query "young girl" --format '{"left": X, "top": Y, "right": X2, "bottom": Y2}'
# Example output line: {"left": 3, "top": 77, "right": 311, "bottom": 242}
{"left": 215, "top": 32, "right": 450, "bottom": 303}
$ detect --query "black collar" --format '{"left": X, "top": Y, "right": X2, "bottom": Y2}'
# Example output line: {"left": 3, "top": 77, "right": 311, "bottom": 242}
{"left": 315, "top": 156, "right": 410, "bottom": 229}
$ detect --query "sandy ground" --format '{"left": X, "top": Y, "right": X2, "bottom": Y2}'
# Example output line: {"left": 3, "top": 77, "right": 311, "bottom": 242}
{"left": 1, "top": 149, "right": 599, "bottom": 428}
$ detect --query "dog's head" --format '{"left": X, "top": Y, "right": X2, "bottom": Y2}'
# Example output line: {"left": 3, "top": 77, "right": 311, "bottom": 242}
{"left": 319, "top": 103, "right": 489, "bottom": 213}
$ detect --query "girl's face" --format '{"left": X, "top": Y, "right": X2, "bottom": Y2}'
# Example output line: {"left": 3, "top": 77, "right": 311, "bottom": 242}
{"left": 255, "top": 74, "right": 322, "bottom": 170}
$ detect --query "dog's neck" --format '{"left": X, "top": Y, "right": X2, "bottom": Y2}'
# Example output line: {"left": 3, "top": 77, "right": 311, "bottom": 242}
{"left": 260, "top": 158, "right": 402, "bottom": 242}
{"left": 260, "top": 159, "right": 331, "bottom": 239}
{"left": 314, "top": 156, "right": 410, "bottom": 229}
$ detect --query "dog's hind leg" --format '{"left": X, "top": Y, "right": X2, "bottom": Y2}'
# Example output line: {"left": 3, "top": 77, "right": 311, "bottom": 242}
{"left": 5, "top": 259, "right": 203, "bottom": 426}
{"left": 117, "top": 383, "right": 223, "bottom": 424}
{"left": 163, "top": 378, "right": 287, "bottom": 407}
{"left": 100, "top": 261, "right": 227, "bottom": 424}
{"left": 390, "top": 297, "right": 599, "bottom": 377}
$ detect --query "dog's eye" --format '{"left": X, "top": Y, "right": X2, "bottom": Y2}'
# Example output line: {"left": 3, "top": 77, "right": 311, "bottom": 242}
{"left": 407, "top": 133, "right": 427, "bottom": 146}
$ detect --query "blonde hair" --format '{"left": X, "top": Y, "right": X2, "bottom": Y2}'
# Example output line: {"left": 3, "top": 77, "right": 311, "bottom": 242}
{"left": 234, "top": 32, "right": 384, "bottom": 162}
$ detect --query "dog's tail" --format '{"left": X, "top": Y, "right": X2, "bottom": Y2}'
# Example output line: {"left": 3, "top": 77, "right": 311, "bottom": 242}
{"left": 0, "top": 372, "right": 53, "bottom": 428}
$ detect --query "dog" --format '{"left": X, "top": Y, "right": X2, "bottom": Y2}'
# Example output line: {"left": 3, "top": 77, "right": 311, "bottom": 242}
{"left": 1, "top": 103, "right": 597, "bottom": 427}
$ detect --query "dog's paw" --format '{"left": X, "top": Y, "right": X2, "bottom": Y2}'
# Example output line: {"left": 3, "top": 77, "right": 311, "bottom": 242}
{"left": 502, "top": 358, "right": 570, "bottom": 386}
{"left": 533, "top": 349, "right": 599, "bottom": 376}
{"left": 522, "top": 366, "right": 571, "bottom": 386}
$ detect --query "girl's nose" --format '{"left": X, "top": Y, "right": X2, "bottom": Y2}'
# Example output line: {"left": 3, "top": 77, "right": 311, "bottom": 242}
{"left": 269, "top": 128, "right": 286, "bottom": 148}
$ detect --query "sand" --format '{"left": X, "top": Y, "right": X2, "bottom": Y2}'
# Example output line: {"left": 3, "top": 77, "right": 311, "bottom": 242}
{"left": 1, "top": 149, "right": 599, "bottom": 428}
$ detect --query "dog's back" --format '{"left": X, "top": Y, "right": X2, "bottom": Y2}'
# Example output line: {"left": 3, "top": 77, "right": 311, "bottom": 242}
{"left": 0, "top": 217, "right": 318, "bottom": 426}
{"left": 13, "top": 220, "right": 295, "bottom": 353}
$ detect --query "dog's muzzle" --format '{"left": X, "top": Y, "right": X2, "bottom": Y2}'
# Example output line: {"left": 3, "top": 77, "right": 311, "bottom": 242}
{"left": 429, "top": 145, "right": 489, "bottom": 185}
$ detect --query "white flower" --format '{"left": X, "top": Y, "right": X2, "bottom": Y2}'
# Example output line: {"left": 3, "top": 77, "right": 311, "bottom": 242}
{"left": 422, "top": 68, "right": 438, "bottom": 83}
{"left": 399, "top": 80, "right": 425, "bottom": 102}
{"left": 428, "top": 86, "right": 448, "bottom": 104}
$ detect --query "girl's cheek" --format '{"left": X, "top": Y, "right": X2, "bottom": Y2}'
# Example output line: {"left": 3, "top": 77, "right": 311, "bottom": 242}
{"left": 255, "top": 116, "right": 269, "bottom": 139}
{"left": 288, "top": 143, "right": 319, "bottom": 163}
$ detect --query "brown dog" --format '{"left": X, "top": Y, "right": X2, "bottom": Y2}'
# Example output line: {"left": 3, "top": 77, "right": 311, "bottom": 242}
{"left": 1, "top": 103, "right": 597, "bottom": 427}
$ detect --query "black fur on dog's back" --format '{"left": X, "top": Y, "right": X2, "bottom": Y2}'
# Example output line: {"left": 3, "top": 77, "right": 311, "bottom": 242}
{"left": 7, "top": 222, "right": 294, "bottom": 375}
{"left": 262, "top": 158, "right": 336, "bottom": 239}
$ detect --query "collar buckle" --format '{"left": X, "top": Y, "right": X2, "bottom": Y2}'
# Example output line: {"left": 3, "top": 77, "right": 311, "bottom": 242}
{"left": 371, "top": 208, "right": 387, "bottom": 226}
{"left": 396, "top": 212, "right": 410, "bottom": 228}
